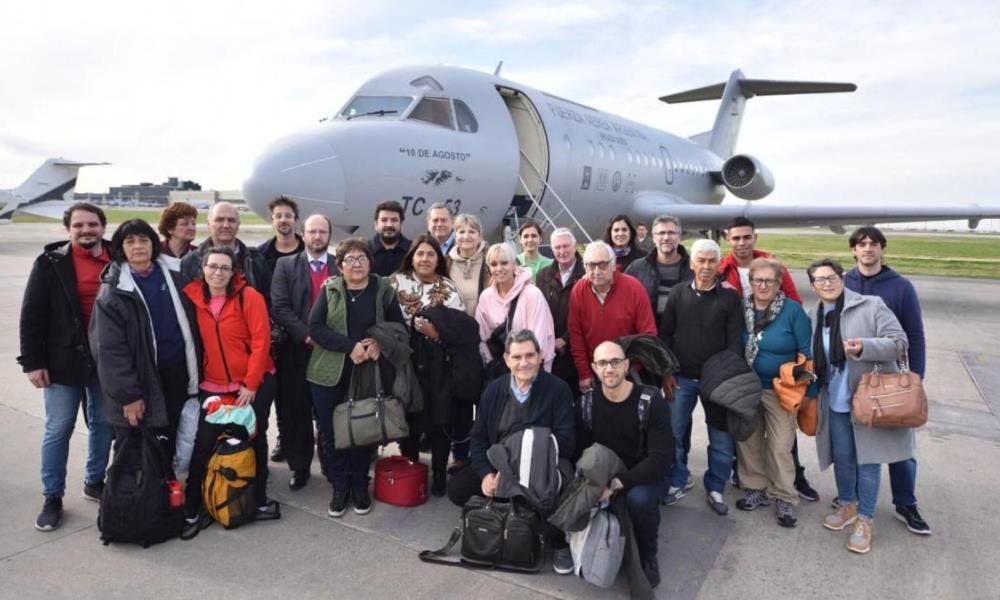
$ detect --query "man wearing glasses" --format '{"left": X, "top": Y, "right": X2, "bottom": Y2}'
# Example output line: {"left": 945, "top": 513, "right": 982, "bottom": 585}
{"left": 568, "top": 241, "right": 657, "bottom": 394}
{"left": 625, "top": 215, "right": 693, "bottom": 325}
{"left": 577, "top": 341, "right": 673, "bottom": 587}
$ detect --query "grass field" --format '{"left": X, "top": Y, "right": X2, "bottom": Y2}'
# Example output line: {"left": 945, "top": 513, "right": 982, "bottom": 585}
{"left": 13, "top": 207, "right": 267, "bottom": 226}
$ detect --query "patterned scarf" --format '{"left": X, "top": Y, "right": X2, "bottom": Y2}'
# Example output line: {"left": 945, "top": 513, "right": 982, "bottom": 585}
{"left": 743, "top": 291, "right": 785, "bottom": 366}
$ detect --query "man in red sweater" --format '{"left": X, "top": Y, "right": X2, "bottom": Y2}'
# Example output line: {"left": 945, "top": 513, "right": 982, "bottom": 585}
{"left": 568, "top": 241, "right": 657, "bottom": 393}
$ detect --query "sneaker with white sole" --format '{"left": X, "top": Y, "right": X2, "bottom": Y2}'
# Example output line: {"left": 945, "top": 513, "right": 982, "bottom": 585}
{"left": 706, "top": 491, "right": 728, "bottom": 515}
{"left": 823, "top": 501, "right": 859, "bottom": 531}
{"left": 34, "top": 496, "right": 63, "bottom": 532}
{"left": 552, "top": 547, "right": 574, "bottom": 574}
{"left": 736, "top": 489, "right": 770, "bottom": 511}
{"left": 847, "top": 516, "right": 873, "bottom": 554}
{"left": 894, "top": 505, "right": 931, "bottom": 535}
{"left": 662, "top": 475, "right": 693, "bottom": 506}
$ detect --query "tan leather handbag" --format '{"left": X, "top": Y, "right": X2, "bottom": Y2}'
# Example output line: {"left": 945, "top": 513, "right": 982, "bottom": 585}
{"left": 851, "top": 339, "right": 927, "bottom": 428}
{"left": 772, "top": 353, "right": 816, "bottom": 414}
{"left": 797, "top": 396, "right": 818, "bottom": 436}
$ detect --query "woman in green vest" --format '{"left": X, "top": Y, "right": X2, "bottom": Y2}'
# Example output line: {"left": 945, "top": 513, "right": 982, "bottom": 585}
{"left": 306, "top": 238, "right": 404, "bottom": 519}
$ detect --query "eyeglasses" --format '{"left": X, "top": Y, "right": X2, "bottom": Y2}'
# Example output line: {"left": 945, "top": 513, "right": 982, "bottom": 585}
{"left": 584, "top": 260, "right": 612, "bottom": 271}
{"left": 750, "top": 278, "right": 778, "bottom": 287}
{"left": 342, "top": 255, "right": 369, "bottom": 266}
{"left": 204, "top": 263, "right": 233, "bottom": 273}
{"left": 812, "top": 274, "right": 842, "bottom": 286}
{"left": 592, "top": 358, "right": 626, "bottom": 369}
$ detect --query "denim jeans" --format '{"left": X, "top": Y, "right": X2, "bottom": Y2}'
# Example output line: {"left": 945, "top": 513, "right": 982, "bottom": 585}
{"left": 41, "top": 381, "right": 113, "bottom": 498}
{"left": 668, "top": 375, "right": 735, "bottom": 494}
{"left": 626, "top": 480, "right": 666, "bottom": 561}
{"left": 889, "top": 458, "right": 917, "bottom": 507}
{"left": 828, "top": 410, "right": 881, "bottom": 518}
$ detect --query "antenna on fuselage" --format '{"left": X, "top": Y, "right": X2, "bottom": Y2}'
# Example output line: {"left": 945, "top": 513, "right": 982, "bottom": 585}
{"left": 493, "top": 61, "right": 503, "bottom": 76}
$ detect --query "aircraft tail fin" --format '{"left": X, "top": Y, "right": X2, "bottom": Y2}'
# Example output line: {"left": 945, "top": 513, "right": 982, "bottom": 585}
{"left": 0, "top": 158, "right": 109, "bottom": 221}
{"left": 660, "top": 70, "right": 856, "bottom": 159}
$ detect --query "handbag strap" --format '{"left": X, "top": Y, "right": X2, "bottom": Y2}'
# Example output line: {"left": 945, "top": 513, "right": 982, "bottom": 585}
{"left": 348, "top": 360, "right": 386, "bottom": 402}
{"left": 418, "top": 528, "right": 466, "bottom": 567}
{"left": 893, "top": 337, "right": 911, "bottom": 373}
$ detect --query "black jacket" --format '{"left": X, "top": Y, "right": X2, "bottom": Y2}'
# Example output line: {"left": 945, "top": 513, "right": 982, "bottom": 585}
{"left": 698, "top": 350, "right": 762, "bottom": 440}
{"left": 179, "top": 238, "right": 272, "bottom": 300}
{"left": 18, "top": 240, "right": 111, "bottom": 385}
{"left": 659, "top": 282, "right": 742, "bottom": 380}
{"left": 421, "top": 305, "right": 482, "bottom": 410}
{"left": 270, "top": 251, "right": 338, "bottom": 364}
{"left": 470, "top": 371, "right": 575, "bottom": 479}
{"left": 257, "top": 235, "right": 305, "bottom": 276}
{"left": 536, "top": 254, "right": 585, "bottom": 345}
{"left": 410, "top": 305, "right": 481, "bottom": 425}
{"left": 624, "top": 245, "right": 693, "bottom": 318}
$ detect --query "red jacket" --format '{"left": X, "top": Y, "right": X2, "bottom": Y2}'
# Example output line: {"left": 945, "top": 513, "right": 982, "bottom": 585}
{"left": 568, "top": 271, "right": 657, "bottom": 384}
{"left": 718, "top": 249, "right": 802, "bottom": 304}
{"left": 182, "top": 276, "right": 273, "bottom": 392}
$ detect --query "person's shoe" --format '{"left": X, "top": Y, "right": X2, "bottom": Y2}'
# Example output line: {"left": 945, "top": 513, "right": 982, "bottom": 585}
{"left": 82, "top": 480, "right": 104, "bottom": 502}
{"left": 431, "top": 471, "right": 447, "bottom": 498}
{"left": 288, "top": 470, "right": 310, "bottom": 491}
{"left": 706, "top": 491, "right": 729, "bottom": 516}
{"left": 446, "top": 459, "right": 468, "bottom": 476}
{"left": 730, "top": 470, "right": 741, "bottom": 489}
{"left": 642, "top": 554, "right": 661, "bottom": 588}
{"left": 830, "top": 496, "right": 842, "bottom": 510}
{"left": 894, "top": 505, "right": 931, "bottom": 535}
{"left": 662, "top": 475, "right": 693, "bottom": 506}
{"left": 270, "top": 438, "right": 285, "bottom": 463}
{"left": 34, "top": 496, "right": 63, "bottom": 531}
{"left": 847, "top": 516, "right": 873, "bottom": 554}
{"left": 776, "top": 500, "right": 798, "bottom": 528}
{"left": 328, "top": 489, "right": 349, "bottom": 518}
{"left": 823, "top": 501, "right": 859, "bottom": 531}
{"left": 352, "top": 487, "right": 372, "bottom": 515}
{"left": 552, "top": 547, "right": 574, "bottom": 575}
{"left": 794, "top": 476, "right": 819, "bottom": 502}
{"left": 736, "top": 489, "right": 771, "bottom": 511}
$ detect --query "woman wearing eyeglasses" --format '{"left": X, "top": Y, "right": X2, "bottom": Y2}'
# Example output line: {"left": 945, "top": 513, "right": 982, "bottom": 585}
{"left": 181, "top": 246, "right": 277, "bottom": 520}
{"left": 733, "top": 258, "right": 816, "bottom": 528}
{"left": 807, "top": 258, "right": 909, "bottom": 554}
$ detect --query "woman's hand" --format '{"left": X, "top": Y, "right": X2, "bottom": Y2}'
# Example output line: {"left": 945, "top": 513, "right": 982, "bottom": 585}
{"left": 844, "top": 338, "right": 864, "bottom": 357}
{"left": 236, "top": 386, "right": 256, "bottom": 407}
{"left": 350, "top": 342, "right": 368, "bottom": 364}
{"left": 362, "top": 338, "right": 381, "bottom": 361}
{"left": 123, "top": 399, "right": 145, "bottom": 427}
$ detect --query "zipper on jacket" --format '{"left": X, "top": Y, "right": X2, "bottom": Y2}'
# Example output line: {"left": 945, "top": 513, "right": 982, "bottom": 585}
{"left": 209, "top": 306, "right": 234, "bottom": 384}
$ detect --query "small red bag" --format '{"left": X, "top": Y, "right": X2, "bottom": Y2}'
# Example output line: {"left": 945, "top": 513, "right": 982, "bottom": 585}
{"left": 374, "top": 456, "right": 428, "bottom": 507}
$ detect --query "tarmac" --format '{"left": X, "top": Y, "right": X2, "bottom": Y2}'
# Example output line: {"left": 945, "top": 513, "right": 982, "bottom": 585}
{"left": 1, "top": 223, "right": 999, "bottom": 600}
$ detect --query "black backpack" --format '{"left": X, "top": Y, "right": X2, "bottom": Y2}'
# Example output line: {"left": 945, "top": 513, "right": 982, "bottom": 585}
{"left": 99, "top": 427, "right": 184, "bottom": 548}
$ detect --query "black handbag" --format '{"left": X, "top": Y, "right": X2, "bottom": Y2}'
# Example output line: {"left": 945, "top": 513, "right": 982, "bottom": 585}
{"left": 483, "top": 295, "right": 520, "bottom": 381}
{"left": 419, "top": 495, "right": 545, "bottom": 572}
{"left": 333, "top": 361, "right": 409, "bottom": 449}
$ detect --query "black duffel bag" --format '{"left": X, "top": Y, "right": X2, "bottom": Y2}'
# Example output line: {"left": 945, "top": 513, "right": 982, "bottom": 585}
{"left": 419, "top": 495, "right": 544, "bottom": 572}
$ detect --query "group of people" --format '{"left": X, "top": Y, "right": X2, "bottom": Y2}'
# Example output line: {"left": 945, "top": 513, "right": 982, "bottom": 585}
{"left": 18, "top": 197, "right": 930, "bottom": 587}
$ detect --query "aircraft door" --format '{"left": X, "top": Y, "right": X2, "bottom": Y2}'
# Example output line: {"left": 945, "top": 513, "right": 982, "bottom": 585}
{"left": 660, "top": 146, "right": 674, "bottom": 185}
{"left": 496, "top": 87, "right": 550, "bottom": 211}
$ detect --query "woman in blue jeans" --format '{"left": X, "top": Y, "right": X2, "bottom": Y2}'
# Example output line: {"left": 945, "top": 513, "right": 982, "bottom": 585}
{"left": 307, "top": 238, "right": 404, "bottom": 518}
{"left": 807, "top": 258, "right": 910, "bottom": 555}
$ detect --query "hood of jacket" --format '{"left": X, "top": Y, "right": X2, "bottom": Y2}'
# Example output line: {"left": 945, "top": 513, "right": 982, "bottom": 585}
{"left": 495, "top": 266, "right": 534, "bottom": 306}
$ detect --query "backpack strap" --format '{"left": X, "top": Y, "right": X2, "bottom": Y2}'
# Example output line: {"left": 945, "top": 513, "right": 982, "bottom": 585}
{"left": 636, "top": 385, "right": 655, "bottom": 457}
{"left": 418, "top": 528, "right": 466, "bottom": 567}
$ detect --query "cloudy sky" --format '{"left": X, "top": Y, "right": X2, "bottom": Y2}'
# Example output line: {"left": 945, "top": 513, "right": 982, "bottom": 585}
{"left": 2, "top": 0, "right": 998, "bottom": 211}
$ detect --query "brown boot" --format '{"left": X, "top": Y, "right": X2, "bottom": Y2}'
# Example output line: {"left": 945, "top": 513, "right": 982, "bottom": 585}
{"left": 823, "top": 501, "right": 859, "bottom": 531}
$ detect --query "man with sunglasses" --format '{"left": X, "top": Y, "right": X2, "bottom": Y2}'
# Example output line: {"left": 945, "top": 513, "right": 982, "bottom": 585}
{"left": 568, "top": 241, "right": 657, "bottom": 394}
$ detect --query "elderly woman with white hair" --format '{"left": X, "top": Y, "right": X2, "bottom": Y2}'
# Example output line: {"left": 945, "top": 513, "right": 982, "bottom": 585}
{"left": 475, "top": 242, "right": 555, "bottom": 378}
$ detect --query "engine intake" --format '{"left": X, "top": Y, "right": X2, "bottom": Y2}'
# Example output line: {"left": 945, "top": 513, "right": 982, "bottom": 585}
{"left": 721, "top": 154, "right": 774, "bottom": 200}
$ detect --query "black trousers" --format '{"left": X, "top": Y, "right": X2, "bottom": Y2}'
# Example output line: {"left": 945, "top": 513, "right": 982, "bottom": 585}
{"left": 112, "top": 362, "right": 190, "bottom": 466}
{"left": 399, "top": 416, "right": 451, "bottom": 478}
{"left": 275, "top": 352, "right": 316, "bottom": 475}
{"left": 185, "top": 373, "right": 275, "bottom": 512}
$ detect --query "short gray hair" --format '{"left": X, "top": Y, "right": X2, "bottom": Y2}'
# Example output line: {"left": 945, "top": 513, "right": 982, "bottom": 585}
{"left": 583, "top": 240, "right": 615, "bottom": 268}
{"left": 427, "top": 202, "right": 452, "bottom": 217}
{"left": 505, "top": 329, "right": 541, "bottom": 354}
{"left": 550, "top": 227, "right": 576, "bottom": 245}
{"left": 652, "top": 215, "right": 682, "bottom": 230}
{"left": 690, "top": 238, "right": 721, "bottom": 259}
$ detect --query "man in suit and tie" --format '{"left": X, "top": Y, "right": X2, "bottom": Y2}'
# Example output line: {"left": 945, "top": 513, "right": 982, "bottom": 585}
{"left": 270, "top": 214, "right": 339, "bottom": 490}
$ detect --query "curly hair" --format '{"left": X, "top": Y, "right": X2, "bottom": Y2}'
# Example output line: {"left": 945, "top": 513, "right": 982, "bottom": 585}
{"left": 158, "top": 202, "right": 198, "bottom": 238}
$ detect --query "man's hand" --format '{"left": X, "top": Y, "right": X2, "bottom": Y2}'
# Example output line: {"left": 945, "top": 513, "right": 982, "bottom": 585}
{"left": 27, "top": 369, "right": 50, "bottom": 389}
{"left": 236, "top": 386, "right": 257, "bottom": 407}
{"left": 661, "top": 374, "right": 677, "bottom": 401}
{"left": 554, "top": 338, "right": 567, "bottom": 354}
{"left": 598, "top": 486, "right": 614, "bottom": 503}
{"left": 481, "top": 472, "right": 500, "bottom": 497}
{"left": 844, "top": 339, "right": 864, "bottom": 357}
{"left": 579, "top": 378, "right": 593, "bottom": 393}
{"left": 123, "top": 399, "right": 145, "bottom": 427}
{"left": 350, "top": 342, "right": 368, "bottom": 364}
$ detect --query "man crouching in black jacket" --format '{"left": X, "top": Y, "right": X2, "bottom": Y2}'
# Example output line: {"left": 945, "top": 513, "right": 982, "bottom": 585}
{"left": 447, "top": 329, "right": 576, "bottom": 572}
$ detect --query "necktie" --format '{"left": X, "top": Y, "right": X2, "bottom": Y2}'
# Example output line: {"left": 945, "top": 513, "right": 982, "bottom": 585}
{"left": 310, "top": 260, "right": 323, "bottom": 273}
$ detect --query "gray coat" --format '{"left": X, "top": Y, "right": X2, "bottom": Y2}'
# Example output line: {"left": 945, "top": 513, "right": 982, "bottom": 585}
{"left": 811, "top": 288, "right": 912, "bottom": 468}
{"left": 89, "top": 257, "right": 200, "bottom": 428}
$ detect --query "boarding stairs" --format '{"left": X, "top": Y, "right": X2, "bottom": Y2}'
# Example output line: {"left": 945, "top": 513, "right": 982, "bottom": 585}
{"left": 503, "top": 150, "right": 593, "bottom": 246}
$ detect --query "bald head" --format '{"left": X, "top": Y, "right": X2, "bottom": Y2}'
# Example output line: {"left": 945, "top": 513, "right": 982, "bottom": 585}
{"left": 304, "top": 213, "right": 332, "bottom": 257}
{"left": 593, "top": 340, "right": 629, "bottom": 391}
{"left": 207, "top": 202, "right": 240, "bottom": 246}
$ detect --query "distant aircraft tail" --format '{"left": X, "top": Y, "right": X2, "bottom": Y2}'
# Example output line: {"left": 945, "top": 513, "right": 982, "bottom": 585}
{"left": 0, "top": 158, "right": 109, "bottom": 221}
{"left": 660, "top": 70, "right": 856, "bottom": 159}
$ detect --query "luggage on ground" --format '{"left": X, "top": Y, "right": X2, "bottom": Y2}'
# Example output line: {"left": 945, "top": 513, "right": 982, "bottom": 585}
{"left": 374, "top": 456, "right": 428, "bottom": 507}
{"left": 569, "top": 508, "right": 625, "bottom": 588}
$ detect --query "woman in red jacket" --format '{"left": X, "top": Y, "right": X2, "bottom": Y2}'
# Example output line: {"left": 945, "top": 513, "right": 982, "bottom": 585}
{"left": 181, "top": 246, "right": 277, "bottom": 520}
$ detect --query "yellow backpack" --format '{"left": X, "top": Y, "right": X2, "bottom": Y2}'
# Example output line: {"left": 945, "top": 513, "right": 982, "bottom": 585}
{"left": 202, "top": 434, "right": 258, "bottom": 529}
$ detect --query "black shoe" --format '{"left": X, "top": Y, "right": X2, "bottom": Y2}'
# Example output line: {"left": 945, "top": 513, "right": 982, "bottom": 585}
{"left": 289, "top": 470, "right": 310, "bottom": 491}
{"left": 352, "top": 487, "right": 372, "bottom": 515}
{"left": 895, "top": 504, "right": 932, "bottom": 535}
{"left": 82, "top": 480, "right": 104, "bottom": 502}
{"left": 431, "top": 472, "right": 447, "bottom": 498}
{"left": 446, "top": 459, "right": 468, "bottom": 476}
{"left": 35, "top": 496, "right": 63, "bottom": 531}
{"left": 794, "top": 476, "right": 819, "bottom": 502}
{"left": 270, "top": 439, "right": 285, "bottom": 463}
{"left": 642, "top": 555, "right": 661, "bottom": 588}
{"left": 328, "top": 489, "right": 349, "bottom": 518}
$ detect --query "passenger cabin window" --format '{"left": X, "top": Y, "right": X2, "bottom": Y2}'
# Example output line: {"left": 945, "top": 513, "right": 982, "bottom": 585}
{"left": 409, "top": 97, "right": 454, "bottom": 129}
{"left": 339, "top": 96, "right": 411, "bottom": 120}
{"left": 454, "top": 99, "right": 479, "bottom": 133}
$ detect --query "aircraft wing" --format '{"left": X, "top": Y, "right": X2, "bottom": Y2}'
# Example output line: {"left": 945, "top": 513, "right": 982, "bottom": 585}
{"left": 629, "top": 193, "right": 1000, "bottom": 231}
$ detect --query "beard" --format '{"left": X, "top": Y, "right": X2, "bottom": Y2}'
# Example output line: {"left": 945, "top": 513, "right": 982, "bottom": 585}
{"left": 378, "top": 228, "right": 399, "bottom": 244}
{"left": 75, "top": 237, "right": 99, "bottom": 249}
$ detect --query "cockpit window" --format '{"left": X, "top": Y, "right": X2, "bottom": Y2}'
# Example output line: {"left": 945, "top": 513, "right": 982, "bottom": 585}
{"left": 339, "top": 96, "right": 412, "bottom": 120}
{"left": 408, "top": 97, "right": 454, "bottom": 129}
{"left": 410, "top": 76, "right": 444, "bottom": 91}
{"left": 454, "top": 100, "right": 478, "bottom": 133}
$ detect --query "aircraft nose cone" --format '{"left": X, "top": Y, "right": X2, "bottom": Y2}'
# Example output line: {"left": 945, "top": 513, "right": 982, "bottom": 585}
{"left": 243, "top": 133, "right": 345, "bottom": 216}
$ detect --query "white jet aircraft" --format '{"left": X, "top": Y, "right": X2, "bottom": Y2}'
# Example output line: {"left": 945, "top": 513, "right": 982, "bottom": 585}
{"left": 1, "top": 158, "right": 109, "bottom": 223}
{"left": 242, "top": 65, "right": 1000, "bottom": 240}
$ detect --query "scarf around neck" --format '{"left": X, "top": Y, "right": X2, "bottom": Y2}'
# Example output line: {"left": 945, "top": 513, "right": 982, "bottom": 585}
{"left": 743, "top": 291, "right": 785, "bottom": 366}
{"left": 813, "top": 293, "right": 846, "bottom": 388}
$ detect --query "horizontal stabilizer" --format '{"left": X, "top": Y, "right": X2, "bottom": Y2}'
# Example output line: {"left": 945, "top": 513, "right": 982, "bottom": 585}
{"left": 660, "top": 79, "right": 856, "bottom": 104}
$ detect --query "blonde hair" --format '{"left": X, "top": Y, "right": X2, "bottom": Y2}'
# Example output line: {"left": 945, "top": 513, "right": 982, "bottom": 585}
{"left": 453, "top": 213, "right": 483, "bottom": 235}
{"left": 485, "top": 242, "right": 517, "bottom": 265}
{"left": 749, "top": 257, "right": 783, "bottom": 280}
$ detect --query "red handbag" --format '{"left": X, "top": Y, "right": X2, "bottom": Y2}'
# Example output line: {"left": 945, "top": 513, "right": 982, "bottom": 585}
{"left": 374, "top": 456, "right": 428, "bottom": 507}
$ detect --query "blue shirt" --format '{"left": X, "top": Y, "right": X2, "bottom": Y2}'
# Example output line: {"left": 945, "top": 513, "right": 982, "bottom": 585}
{"left": 823, "top": 303, "right": 853, "bottom": 413}
{"left": 132, "top": 263, "right": 185, "bottom": 368}
{"left": 509, "top": 374, "right": 536, "bottom": 404}
{"left": 741, "top": 300, "right": 815, "bottom": 392}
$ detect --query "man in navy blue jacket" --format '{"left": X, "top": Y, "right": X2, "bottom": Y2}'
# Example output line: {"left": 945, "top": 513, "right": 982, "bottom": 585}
{"left": 844, "top": 226, "right": 930, "bottom": 536}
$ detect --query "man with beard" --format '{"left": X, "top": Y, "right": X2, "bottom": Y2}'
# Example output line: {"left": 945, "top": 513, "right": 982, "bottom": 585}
{"left": 626, "top": 215, "right": 693, "bottom": 325}
{"left": 19, "top": 203, "right": 114, "bottom": 531}
{"left": 368, "top": 201, "right": 411, "bottom": 276}
{"left": 179, "top": 202, "right": 271, "bottom": 296}
{"left": 270, "top": 214, "right": 339, "bottom": 490}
